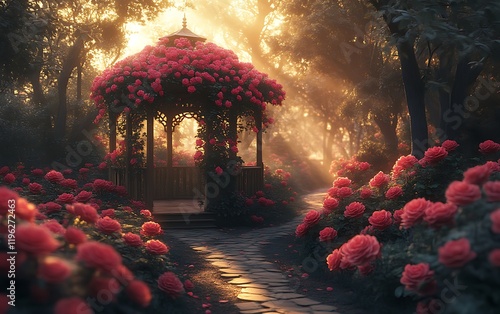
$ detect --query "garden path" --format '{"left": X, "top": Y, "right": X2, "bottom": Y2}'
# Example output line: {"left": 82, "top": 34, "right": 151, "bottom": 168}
{"left": 170, "top": 191, "right": 341, "bottom": 314}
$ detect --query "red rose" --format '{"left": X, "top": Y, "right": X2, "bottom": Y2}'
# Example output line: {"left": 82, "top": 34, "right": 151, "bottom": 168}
{"left": 423, "top": 202, "right": 457, "bottom": 228}
{"left": 445, "top": 181, "right": 481, "bottom": 206}
{"left": 479, "top": 140, "right": 500, "bottom": 154}
{"left": 360, "top": 187, "right": 373, "bottom": 199}
{"left": 441, "top": 140, "right": 459, "bottom": 151}
{"left": 400, "top": 263, "right": 436, "bottom": 295}
{"left": 483, "top": 181, "right": 500, "bottom": 202}
{"left": 393, "top": 155, "right": 418, "bottom": 170}
{"left": 57, "top": 193, "right": 75, "bottom": 204}
{"left": 358, "top": 264, "right": 374, "bottom": 276}
{"left": 38, "top": 257, "right": 71, "bottom": 283}
{"left": 368, "top": 210, "right": 392, "bottom": 230}
{"left": 333, "top": 177, "right": 352, "bottom": 188}
{"left": 490, "top": 209, "right": 500, "bottom": 234}
{"left": 123, "top": 232, "right": 143, "bottom": 247}
{"left": 488, "top": 249, "right": 500, "bottom": 267}
{"left": 319, "top": 227, "right": 338, "bottom": 242}
{"left": 393, "top": 209, "right": 404, "bottom": 226}
{"left": 158, "top": 272, "right": 185, "bottom": 299}
{"left": 337, "top": 187, "right": 354, "bottom": 198}
{"left": 416, "top": 299, "right": 442, "bottom": 314}
{"left": 44, "top": 202, "right": 62, "bottom": 213}
{"left": 140, "top": 209, "right": 152, "bottom": 218}
{"left": 422, "top": 146, "right": 448, "bottom": 164}
{"left": 54, "top": 297, "right": 93, "bottom": 314}
{"left": 323, "top": 197, "right": 339, "bottom": 211}
{"left": 64, "top": 226, "right": 87, "bottom": 245}
{"left": 75, "top": 190, "right": 93, "bottom": 203}
{"left": 463, "top": 165, "right": 492, "bottom": 185}
{"left": 126, "top": 280, "right": 152, "bottom": 307}
{"left": 60, "top": 179, "right": 78, "bottom": 189}
{"left": 93, "top": 179, "right": 114, "bottom": 192}
{"left": 101, "top": 208, "right": 115, "bottom": 218}
{"left": 369, "top": 171, "right": 390, "bottom": 188}
{"left": 72, "top": 203, "right": 100, "bottom": 223}
{"left": 485, "top": 161, "right": 500, "bottom": 172}
{"left": 140, "top": 221, "right": 163, "bottom": 237}
{"left": 401, "top": 198, "right": 430, "bottom": 228}
{"left": 327, "top": 187, "right": 339, "bottom": 198}
{"left": 184, "top": 279, "right": 194, "bottom": 291}
{"left": 438, "top": 238, "right": 476, "bottom": 268}
{"left": 41, "top": 219, "right": 66, "bottom": 235}
{"left": 303, "top": 210, "right": 321, "bottom": 226}
{"left": 341, "top": 234, "right": 381, "bottom": 267}
{"left": 326, "top": 249, "right": 342, "bottom": 271}
{"left": 385, "top": 186, "right": 403, "bottom": 200}
{"left": 31, "top": 168, "right": 44, "bottom": 176}
{"left": 3, "top": 173, "right": 15, "bottom": 184}
{"left": 17, "top": 224, "right": 60, "bottom": 255}
{"left": 344, "top": 202, "right": 365, "bottom": 218}
{"left": 76, "top": 241, "right": 122, "bottom": 271}
{"left": 28, "top": 182, "right": 43, "bottom": 194}
{"left": 96, "top": 216, "right": 122, "bottom": 234}
{"left": 110, "top": 264, "right": 134, "bottom": 283}
{"left": 44, "top": 170, "right": 64, "bottom": 183}
{"left": 15, "top": 198, "right": 38, "bottom": 222}
{"left": 0, "top": 187, "right": 18, "bottom": 216}
{"left": 295, "top": 223, "right": 308, "bottom": 237}
{"left": 145, "top": 240, "right": 169, "bottom": 255}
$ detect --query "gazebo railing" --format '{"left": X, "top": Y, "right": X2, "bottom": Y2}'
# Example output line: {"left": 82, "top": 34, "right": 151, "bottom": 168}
{"left": 109, "top": 166, "right": 263, "bottom": 201}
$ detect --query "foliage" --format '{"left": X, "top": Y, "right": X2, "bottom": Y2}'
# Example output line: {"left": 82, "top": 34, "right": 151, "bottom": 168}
{"left": 295, "top": 139, "right": 500, "bottom": 313}
{"left": 0, "top": 165, "right": 189, "bottom": 313}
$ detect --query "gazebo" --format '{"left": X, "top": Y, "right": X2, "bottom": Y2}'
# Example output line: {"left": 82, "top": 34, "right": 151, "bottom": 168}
{"left": 91, "top": 19, "right": 285, "bottom": 212}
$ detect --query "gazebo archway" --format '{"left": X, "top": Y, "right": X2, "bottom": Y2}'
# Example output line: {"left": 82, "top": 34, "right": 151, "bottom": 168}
{"left": 92, "top": 20, "right": 284, "bottom": 212}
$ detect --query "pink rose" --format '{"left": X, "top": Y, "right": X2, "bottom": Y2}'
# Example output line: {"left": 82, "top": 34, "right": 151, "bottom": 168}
{"left": 319, "top": 227, "right": 338, "bottom": 242}
{"left": 441, "top": 140, "right": 459, "bottom": 151}
{"left": 400, "top": 263, "right": 436, "bottom": 295}
{"left": 323, "top": 197, "right": 339, "bottom": 212}
{"left": 424, "top": 202, "right": 458, "bottom": 228}
{"left": 76, "top": 241, "right": 122, "bottom": 271}
{"left": 483, "top": 181, "right": 500, "bottom": 202}
{"left": 38, "top": 257, "right": 71, "bottom": 283}
{"left": 438, "top": 238, "right": 476, "bottom": 268}
{"left": 445, "top": 181, "right": 481, "bottom": 206}
{"left": 158, "top": 272, "right": 185, "bottom": 299}
{"left": 295, "top": 223, "right": 308, "bottom": 237}
{"left": 385, "top": 186, "right": 403, "bottom": 200}
{"left": 333, "top": 177, "right": 352, "bottom": 188}
{"left": 490, "top": 209, "right": 500, "bottom": 234}
{"left": 303, "top": 210, "right": 321, "bottom": 226}
{"left": 368, "top": 210, "right": 392, "bottom": 230}
{"left": 17, "top": 224, "right": 60, "bottom": 255}
{"left": 422, "top": 146, "right": 448, "bottom": 164}
{"left": 64, "top": 227, "right": 87, "bottom": 245}
{"left": 341, "top": 235, "right": 381, "bottom": 267}
{"left": 140, "top": 221, "right": 163, "bottom": 237}
{"left": 479, "top": 140, "right": 500, "bottom": 154}
{"left": 344, "top": 202, "right": 365, "bottom": 218}
{"left": 145, "top": 240, "right": 169, "bottom": 255}
{"left": 401, "top": 198, "right": 430, "bottom": 229}
{"left": 369, "top": 171, "right": 390, "bottom": 188}
{"left": 44, "top": 170, "right": 64, "bottom": 183}
{"left": 126, "top": 280, "right": 152, "bottom": 307}
{"left": 488, "top": 249, "right": 500, "bottom": 267}
{"left": 326, "top": 249, "right": 342, "bottom": 271}
{"left": 463, "top": 165, "right": 492, "bottom": 185}
{"left": 123, "top": 232, "right": 143, "bottom": 247}
{"left": 96, "top": 216, "right": 122, "bottom": 234}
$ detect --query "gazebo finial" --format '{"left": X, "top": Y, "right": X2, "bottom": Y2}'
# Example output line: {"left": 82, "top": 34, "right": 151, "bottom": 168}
{"left": 182, "top": 13, "right": 187, "bottom": 29}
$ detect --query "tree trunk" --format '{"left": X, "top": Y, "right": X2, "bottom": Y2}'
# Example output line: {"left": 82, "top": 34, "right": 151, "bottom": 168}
{"left": 373, "top": 113, "right": 398, "bottom": 153}
{"left": 54, "top": 34, "right": 86, "bottom": 140}
{"left": 397, "top": 39, "right": 428, "bottom": 158}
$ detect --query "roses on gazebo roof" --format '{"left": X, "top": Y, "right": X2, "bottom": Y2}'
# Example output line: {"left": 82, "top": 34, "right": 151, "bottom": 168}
{"left": 91, "top": 37, "right": 285, "bottom": 123}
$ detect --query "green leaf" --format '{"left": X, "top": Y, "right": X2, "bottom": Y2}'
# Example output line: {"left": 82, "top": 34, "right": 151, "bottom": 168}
{"left": 394, "top": 286, "right": 405, "bottom": 298}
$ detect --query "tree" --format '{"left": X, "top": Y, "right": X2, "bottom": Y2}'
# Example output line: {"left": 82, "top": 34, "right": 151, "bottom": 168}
{"left": 0, "top": 0, "right": 170, "bottom": 163}
{"left": 368, "top": 0, "right": 500, "bottom": 157}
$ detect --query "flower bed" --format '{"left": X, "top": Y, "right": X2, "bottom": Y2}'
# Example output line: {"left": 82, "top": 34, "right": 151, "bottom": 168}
{"left": 294, "top": 140, "right": 500, "bottom": 313}
{"left": 0, "top": 165, "right": 189, "bottom": 313}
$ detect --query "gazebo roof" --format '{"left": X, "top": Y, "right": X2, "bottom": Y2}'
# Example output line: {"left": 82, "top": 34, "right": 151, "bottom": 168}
{"left": 160, "top": 16, "right": 206, "bottom": 44}
{"left": 91, "top": 22, "right": 285, "bottom": 125}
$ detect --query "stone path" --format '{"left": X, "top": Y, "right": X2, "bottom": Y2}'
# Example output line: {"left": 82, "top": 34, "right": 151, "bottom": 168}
{"left": 172, "top": 192, "right": 340, "bottom": 314}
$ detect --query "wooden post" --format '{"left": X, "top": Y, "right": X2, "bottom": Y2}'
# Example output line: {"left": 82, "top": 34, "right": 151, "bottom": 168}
{"left": 125, "top": 113, "right": 133, "bottom": 197}
{"left": 146, "top": 109, "right": 154, "bottom": 209}
{"left": 166, "top": 115, "right": 173, "bottom": 198}
{"left": 108, "top": 112, "right": 117, "bottom": 184}
{"left": 255, "top": 111, "right": 263, "bottom": 167}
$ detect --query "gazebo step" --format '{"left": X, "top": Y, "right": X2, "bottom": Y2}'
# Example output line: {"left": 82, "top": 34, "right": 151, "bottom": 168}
{"left": 155, "top": 212, "right": 217, "bottom": 229}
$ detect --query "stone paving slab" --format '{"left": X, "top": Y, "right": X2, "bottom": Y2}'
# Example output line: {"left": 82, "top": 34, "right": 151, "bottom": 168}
{"left": 171, "top": 213, "right": 342, "bottom": 313}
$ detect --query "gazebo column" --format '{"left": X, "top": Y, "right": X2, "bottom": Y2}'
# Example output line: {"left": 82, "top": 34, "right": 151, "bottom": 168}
{"left": 108, "top": 112, "right": 117, "bottom": 184}
{"left": 125, "top": 113, "right": 133, "bottom": 196}
{"left": 166, "top": 115, "right": 174, "bottom": 199}
{"left": 146, "top": 109, "right": 155, "bottom": 209}
{"left": 255, "top": 111, "right": 263, "bottom": 167}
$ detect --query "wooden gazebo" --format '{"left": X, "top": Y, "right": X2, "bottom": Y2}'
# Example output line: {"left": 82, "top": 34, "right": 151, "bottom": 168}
{"left": 91, "top": 19, "right": 285, "bottom": 212}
